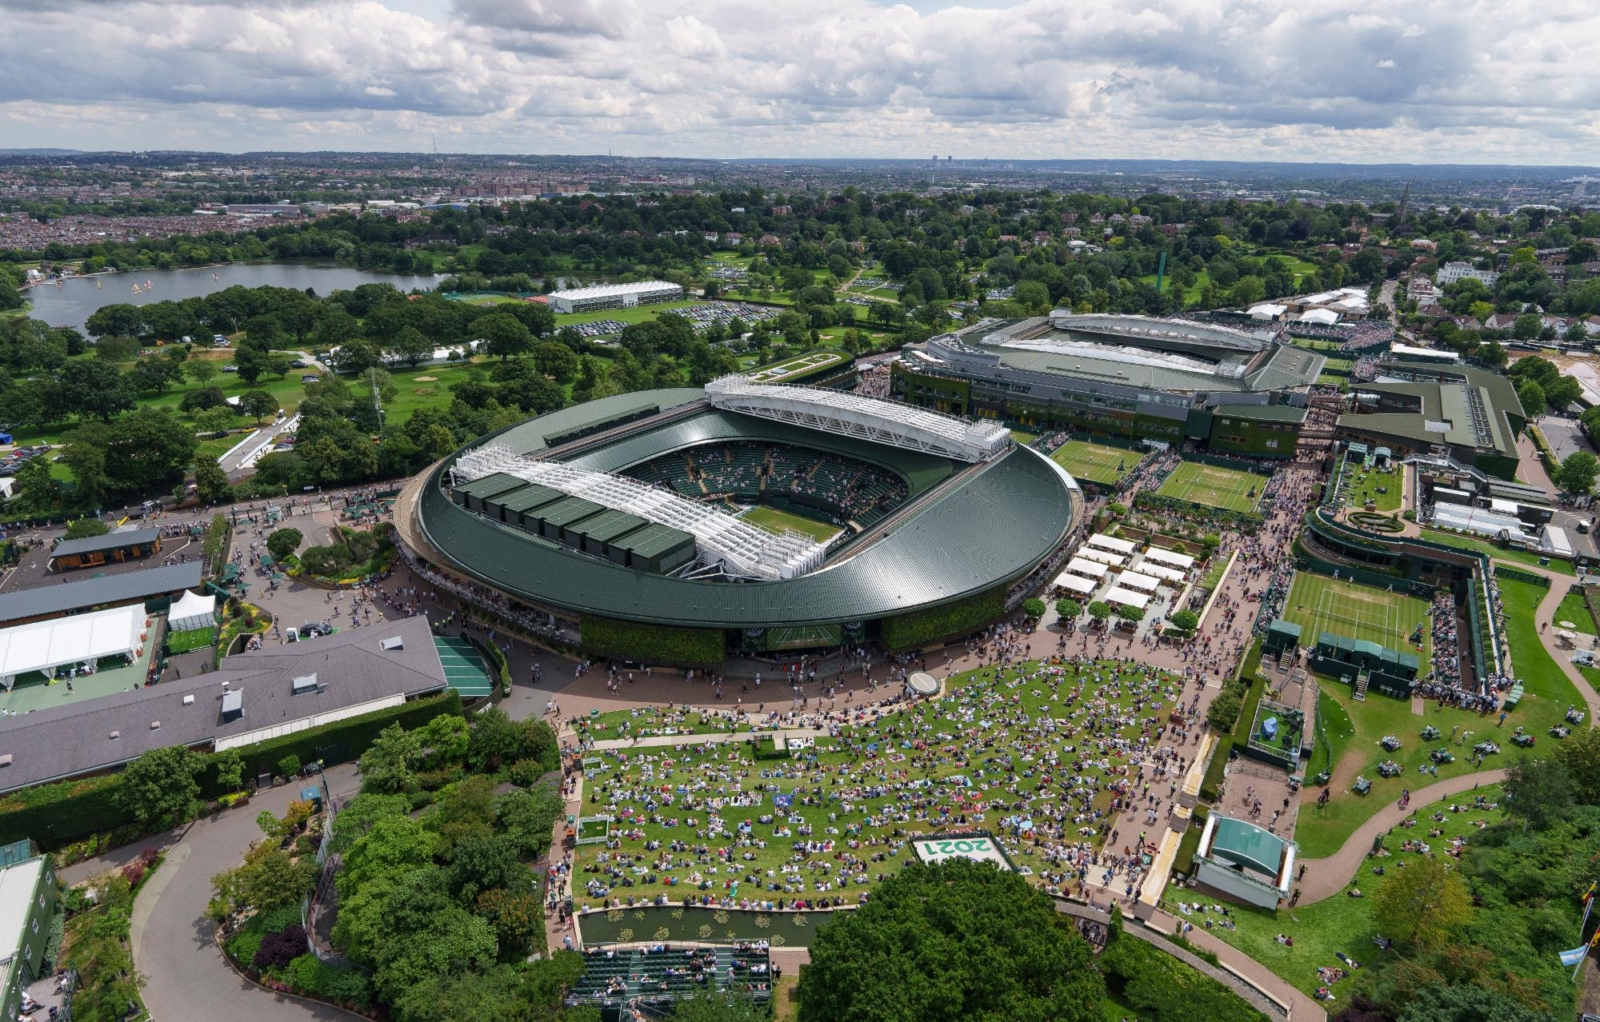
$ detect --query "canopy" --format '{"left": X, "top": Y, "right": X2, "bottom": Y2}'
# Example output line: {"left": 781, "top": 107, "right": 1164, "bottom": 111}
{"left": 1087, "top": 533, "right": 1136, "bottom": 555}
{"left": 1077, "top": 547, "right": 1124, "bottom": 566}
{"left": 1053, "top": 573, "right": 1097, "bottom": 595}
{"left": 1066, "top": 558, "right": 1108, "bottom": 579}
{"left": 1104, "top": 587, "right": 1151, "bottom": 610}
{"left": 1135, "top": 562, "right": 1186, "bottom": 583}
{"left": 1143, "top": 548, "right": 1195, "bottom": 569}
{"left": 167, "top": 590, "right": 217, "bottom": 633}
{"left": 0, "top": 604, "right": 145, "bottom": 689}
{"left": 1116, "top": 571, "right": 1160, "bottom": 592}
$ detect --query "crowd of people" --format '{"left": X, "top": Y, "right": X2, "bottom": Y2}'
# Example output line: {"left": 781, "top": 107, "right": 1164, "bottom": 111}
{"left": 1428, "top": 590, "right": 1464, "bottom": 691}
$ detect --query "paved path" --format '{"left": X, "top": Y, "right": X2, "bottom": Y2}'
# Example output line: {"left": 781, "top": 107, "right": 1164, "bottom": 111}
{"left": 589, "top": 728, "right": 827, "bottom": 752}
{"left": 1145, "top": 908, "right": 1324, "bottom": 1022}
{"left": 1294, "top": 768, "right": 1507, "bottom": 904}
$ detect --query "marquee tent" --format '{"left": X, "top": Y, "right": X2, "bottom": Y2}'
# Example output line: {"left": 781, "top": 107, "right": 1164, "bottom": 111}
{"left": 1087, "top": 534, "right": 1137, "bottom": 555}
{"left": 1104, "top": 587, "right": 1151, "bottom": 610}
{"left": 1066, "top": 558, "right": 1108, "bottom": 579}
{"left": 0, "top": 604, "right": 146, "bottom": 689}
{"left": 1143, "top": 548, "right": 1195, "bottom": 569}
{"left": 1135, "top": 563, "right": 1187, "bottom": 583}
{"left": 1077, "top": 547, "right": 1124, "bottom": 566}
{"left": 167, "top": 590, "right": 218, "bottom": 634}
{"left": 1115, "top": 572, "right": 1160, "bottom": 592}
{"left": 1053, "top": 573, "right": 1097, "bottom": 595}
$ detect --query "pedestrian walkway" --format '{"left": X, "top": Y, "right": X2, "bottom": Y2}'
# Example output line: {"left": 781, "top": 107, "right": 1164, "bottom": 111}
{"left": 588, "top": 727, "right": 828, "bottom": 752}
{"left": 1145, "top": 908, "right": 1325, "bottom": 1022}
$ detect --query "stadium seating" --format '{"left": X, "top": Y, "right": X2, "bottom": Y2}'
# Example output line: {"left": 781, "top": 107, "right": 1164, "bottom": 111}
{"left": 622, "top": 442, "right": 909, "bottom": 524}
{"left": 565, "top": 944, "right": 774, "bottom": 1011}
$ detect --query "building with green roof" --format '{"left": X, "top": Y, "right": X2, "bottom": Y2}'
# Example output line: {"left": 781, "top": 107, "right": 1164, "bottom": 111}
{"left": 1337, "top": 361, "right": 1525, "bottom": 479}
{"left": 1194, "top": 813, "right": 1297, "bottom": 909}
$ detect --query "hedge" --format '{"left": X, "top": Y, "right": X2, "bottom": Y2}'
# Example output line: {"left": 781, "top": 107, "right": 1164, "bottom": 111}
{"left": 0, "top": 774, "right": 129, "bottom": 849}
{"left": 1493, "top": 564, "right": 1552, "bottom": 588}
{"left": 1100, "top": 929, "right": 1262, "bottom": 1022}
{"left": 879, "top": 587, "right": 1006, "bottom": 652}
{"left": 578, "top": 615, "right": 726, "bottom": 668}
{"left": 1198, "top": 737, "right": 1232, "bottom": 803}
{"left": 1173, "top": 805, "right": 1209, "bottom": 876}
{"left": 1134, "top": 492, "right": 1265, "bottom": 529}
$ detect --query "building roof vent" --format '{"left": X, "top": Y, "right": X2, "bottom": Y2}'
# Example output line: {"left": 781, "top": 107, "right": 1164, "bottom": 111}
{"left": 292, "top": 674, "right": 319, "bottom": 695}
{"left": 183, "top": 694, "right": 195, "bottom": 706}
{"left": 379, "top": 636, "right": 404, "bottom": 651}
{"left": 150, "top": 721, "right": 160, "bottom": 730}
{"left": 109, "top": 731, "right": 120, "bottom": 741}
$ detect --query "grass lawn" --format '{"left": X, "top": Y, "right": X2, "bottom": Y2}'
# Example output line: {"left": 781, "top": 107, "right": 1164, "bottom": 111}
{"left": 1419, "top": 528, "right": 1576, "bottom": 575}
{"left": 567, "top": 657, "right": 1183, "bottom": 911}
{"left": 1157, "top": 461, "right": 1267, "bottom": 513}
{"left": 1280, "top": 572, "right": 1431, "bottom": 657}
{"left": 1343, "top": 462, "right": 1402, "bottom": 513}
{"left": 1312, "top": 689, "right": 1355, "bottom": 781}
{"left": 165, "top": 626, "right": 215, "bottom": 654}
{"left": 746, "top": 350, "right": 847, "bottom": 385}
{"left": 738, "top": 504, "right": 842, "bottom": 544}
{"left": 1174, "top": 786, "right": 1507, "bottom": 998}
{"left": 1554, "top": 586, "right": 1597, "bottom": 635}
{"left": 576, "top": 706, "right": 752, "bottom": 742}
{"left": 1009, "top": 430, "right": 1037, "bottom": 444}
{"left": 1050, "top": 440, "right": 1137, "bottom": 486}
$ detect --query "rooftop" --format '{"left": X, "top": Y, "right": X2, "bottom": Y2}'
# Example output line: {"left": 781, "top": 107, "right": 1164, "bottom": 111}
{"left": 50, "top": 526, "right": 160, "bottom": 561}
{"left": 0, "top": 856, "right": 43, "bottom": 967}
{"left": 1206, "top": 815, "right": 1292, "bottom": 879}
{"left": 547, "top": 280, "right": 681, "bottom": 301}
{"left": 0, "top": 562, "right": 202, "bottom": 625}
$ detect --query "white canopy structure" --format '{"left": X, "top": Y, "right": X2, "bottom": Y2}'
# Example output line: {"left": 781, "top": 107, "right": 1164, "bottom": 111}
{"left": 1077, "top": 547, "right": 1124, "bottom": 566}
{"left": 1104, "top": 587, "right": 1151, "bottom": 610}
{"left": 455, "top": 443, "right": 825, "bottom": 581}
{"left": 167, "top": 590, "right": 217, "bottom": 633}
{"left": 0, "top": 604, "right": 146, "bottom": 690}
{"left": 1066, "top": 558, "right": 1108, "bottom": 579}
{"left": 1143, "top": 548, "right": 1196, "bottom": 569}
{"left": 704, "top": 375, "right": 1011, "bottom": 463}
{"left": 1136, "top": 563, "right": 1187, "bottom": 583}
{"left": 1116, "top": 572, "right": 1160, "bottom": 592}
{"left": 1087, "top": 534, "right": 1137, "bottom": 555}
{"left": 1053, "top": 573, "right": 1097, "bottom": 595}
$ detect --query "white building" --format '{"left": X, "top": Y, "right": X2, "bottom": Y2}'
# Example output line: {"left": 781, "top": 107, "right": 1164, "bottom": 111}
{"left": 1436, "top": 262, "right": 1501, "bottom": 287}
{"left": 547, "top": 281, "right": 684, "bottom": 315}
{"left": 1192, "top": 814, "right": 1297, "bottom": 909}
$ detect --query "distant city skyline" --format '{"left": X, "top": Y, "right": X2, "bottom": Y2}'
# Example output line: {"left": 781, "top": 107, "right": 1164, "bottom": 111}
{"left": 1, "top": 0, "right": 1597, "bottom": 165}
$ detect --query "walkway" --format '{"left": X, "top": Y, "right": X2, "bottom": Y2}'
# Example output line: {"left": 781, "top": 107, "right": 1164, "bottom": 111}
{"left": 1143, "top": 908, "right": 1325, "bottom": 1022}
{"left": 1294, "top": 768, "right": 1507, "bottom": 904}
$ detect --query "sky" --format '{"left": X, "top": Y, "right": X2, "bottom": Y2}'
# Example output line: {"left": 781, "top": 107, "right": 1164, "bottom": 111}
{"left": 0, "top": 0, "right": 1597, "bottom": 164}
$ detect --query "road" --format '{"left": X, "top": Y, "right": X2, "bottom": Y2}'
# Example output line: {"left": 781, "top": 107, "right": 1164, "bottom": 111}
{"left": 222, "top": 414, "right": 300, "bottom": 478}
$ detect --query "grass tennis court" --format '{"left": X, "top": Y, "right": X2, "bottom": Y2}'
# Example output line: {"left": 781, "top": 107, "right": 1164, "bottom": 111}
{"left": 1050, "top": 441, "right": 1136, "bottom": 486}
{"left": 739, "top": 505, "right": 841, "bottom": 543}
{"left": 1279, "top": 572, "right": 1431, "bottom": 658}
{"left": 1156, "top": 461, "right": 1267, "bottom": 512}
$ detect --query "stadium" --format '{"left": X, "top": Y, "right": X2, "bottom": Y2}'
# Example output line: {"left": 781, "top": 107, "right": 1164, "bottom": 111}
{"left": 399, "top": 377, "right": 1083, "bottom": 667}
{"left": 894, "top": 311, "right": 1325, "bottom": 457}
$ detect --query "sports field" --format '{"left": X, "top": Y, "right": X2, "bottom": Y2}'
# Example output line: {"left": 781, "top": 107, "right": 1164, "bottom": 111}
{"left": 739, "top": 505, "right": 841, "bottom": 543}
{"left": 1050, "top": 440, "right": 1135, "bottom": 486}
{"left": 1279, "top": 572, "right": 1430, "bottom": 657}
{"left": 1156, "top": 461, "right": 1267, "bottom": 512}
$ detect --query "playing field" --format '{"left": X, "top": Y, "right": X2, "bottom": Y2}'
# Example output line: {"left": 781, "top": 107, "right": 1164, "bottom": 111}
{"left": 1156, "top": 461, "right": 1267, "bottom": 513}
{"left": 1279, "top": 572, "right": 1431, "bottom": 656}
{"left": 1050, "top": 441, "right": 1135, "bottom": 486}
{"left": 739, "top": 505, "right": 841, "bottom": 543}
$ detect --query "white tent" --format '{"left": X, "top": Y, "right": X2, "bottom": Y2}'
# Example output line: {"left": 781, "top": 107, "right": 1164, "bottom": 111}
{"left": 1136, "top": 563, "right": 1187, "bottom": 583}
{"left": 0, "top": 604, "right": 146, "bottom": 689}
{"left": 1087, "top": 533, "right": 1137, "bottom": 555}
{"left": 1105, "top": 587, "right": 1151, "bottom": 610}
{"left": 1066, "top": 558, "right": 1109, "bottom": 578}
{"left": 1116, "top": 571, "right": 1160, "bottom": 592}
{"left": 167, "top": 590, "right": 217, "bottom": 634}
{"left": 1053, "top": 574, "right": 1097, "bottom": 595}
{"left": 1078, "top": 547, "right": 1124, "bottom": 566}
{"left": 1143, "top": 548, "right": 1196, "bottom": 569}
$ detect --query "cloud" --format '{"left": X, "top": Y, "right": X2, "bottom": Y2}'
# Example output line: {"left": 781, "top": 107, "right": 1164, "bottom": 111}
{"left": 0, "top": 0, "right": 1595, "bottom": 162}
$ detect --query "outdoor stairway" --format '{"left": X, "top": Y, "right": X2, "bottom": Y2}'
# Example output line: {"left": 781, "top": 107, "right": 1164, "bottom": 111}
{"left": 1276, "top": 649, "right": 1294, "bottom": 672}
{"left": 1354, "top": 668, "right": 1370, "bottom": 702}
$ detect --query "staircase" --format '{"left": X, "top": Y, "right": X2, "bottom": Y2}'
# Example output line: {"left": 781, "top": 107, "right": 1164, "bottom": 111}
{"left": 1354, "top": 668, "right": 1371, "bottom": 702}
{"left": 1277, "top": 649, "right": 1295, "bottom": 672}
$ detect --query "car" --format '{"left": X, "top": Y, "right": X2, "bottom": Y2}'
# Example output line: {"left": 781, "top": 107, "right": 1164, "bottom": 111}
{"left": 222, "top": 365, "right": 238, "bottom": 372}
{"left": 210, "top": 430, "right": 231, "bottom": 439}
{"left": 289, "top": 359, "right": 308, "bottom": 369}
{"left": 300, "top": 374, "right": 320, "bottom": 383}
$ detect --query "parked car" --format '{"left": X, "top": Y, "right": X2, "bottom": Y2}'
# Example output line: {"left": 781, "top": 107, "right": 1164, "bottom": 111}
{"left": 289, "top": 359, "right": 308, "bottom": 369}
{"left": 300, "top": 374, "right": 320, "bottom": 383}
{"left": 222, "top": 365, "right": 238, "bottom": 372}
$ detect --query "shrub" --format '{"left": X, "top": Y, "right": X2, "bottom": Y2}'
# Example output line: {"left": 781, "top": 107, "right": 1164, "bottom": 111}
{"left": 286, "top": 954, "right": 372, "bottom": 1009}
{"left": 879, "top": 587, "right": 1006, "bottom": 652}
{"left": 277, "top": 754, "right": 302, "bottom": 779}
{"left": 1021, "top": 597, "right": 1046, "bottom": 619}
{"left": 253, "top": 925, "right": 307, "bottom": 972}
{"left": 228, "top": 928, "right": 265, "bottom": 966}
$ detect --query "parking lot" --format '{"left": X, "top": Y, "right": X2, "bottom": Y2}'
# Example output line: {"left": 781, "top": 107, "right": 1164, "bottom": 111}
{"left": 1539, "top": 414, "right": 1595, "bottom": 464}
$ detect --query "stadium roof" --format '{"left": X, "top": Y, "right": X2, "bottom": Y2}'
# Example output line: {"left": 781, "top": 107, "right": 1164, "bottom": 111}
{"left": 0, "top": 562, "right": 202, "bottom": 625}
{"left": 50, "top": 527, "right": 160, "bottom": 560}
{"left": 0, "top": 615, "right": 446, "bottom": 793}
{"left": 546, "top": 280, "right": 681, "bottom": 301}
{"left": 1211, "top": 404, "right": 1310, "bottom": 423}
{"left": 414, "top": 391, "right": 1079, "bottom": 629}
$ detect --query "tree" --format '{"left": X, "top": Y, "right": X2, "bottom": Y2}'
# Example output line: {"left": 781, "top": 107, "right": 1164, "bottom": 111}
{"left": 1512, "top": 312, "right": 1542, "bottom": 341}
{"left": 1502, "top": 755, "right": 1575, "bottom": 830}
{"left": 193, "top": 457, "right": 232, "bottom": 505}
{"left": 1516, "top": 380, "right": 1546, "bottom": 418}
{"left": 337, "top": 814, "right": 432, "bottom": 898}
{"left": 1546, "top": 374, "right": 1583, "bottom": 410}
{"left": 1396, "top": 983, "right": 1554, "bottom": 1022}
{"left": 670, "top": 991, "right": 772, "bottom": 1022}
{"left": 416, "top": 713, "right": 470, "bottom": 765}
{"left": 241, "top": 390, "right": 279, "bottom": 424}
{"left": 357, "top": 723, "right": 422, "bottom": 794}
{"left": 474, "top": 313, "right": 533, "bottom": 361}
{"left": 1021, "top": 597, "right": 1046, "bottom": 619}
{"left": 64, "top": 517, "right": 109, "bottom": 540}
{"left": 266, "top": 527, "right": 303, "bottom": 562}
{"left": 388, "top": 326, "right": 434, "bottom": 368}
{"left": 113, "top": 746, "right": 203, "bottom": 830}
{"left": 103, "top": 408, "right": 197, "bottom": 495}
{"left": 329, "top": 792, "right": 412, "bottom": 854}
{"left": 57, "top": 360, "right": 136, "bottom": 422}
{"left": 1556, "top": 451, "right": 1600, "bottom": 495}
{"left": 1055, "top": 599, "right": 1082, "bottom": 620}
{"left": 446, "top": 834, "right": 525, "bottom": 904}
{"left": 192, "top": 406, "right": 236, "bottom": 435}
{"left": 212, "top": 841, "right": 317, "bottom": 914}
{"left": 474, "top": 888, "right": 544, "bottom": 962}
{"left": 213, "top": 749, "right": 244, "bottom": 793}
{"left": 532, "top": 341, "right": 579, "bottom": 381}
{"left": 1373, "top": 856, "right": 1472, "bottom": 949}
{"left": 1170, "top": 609, "right": 1200, "bottom": 632}
{"left": 798, "top": 858, "right": 1101, "bottom": 1022}
{"left": 1088, "top": 601, "right": 1112, "bottom": 624}
{"left": 494, "top": 784, "right": 565, "bottom": 861}
{"left": 186, "top": 358, "right": 219, "bottom": 386}
{"left": 1118, "top": 604, "right": 1144, "bottom": 622}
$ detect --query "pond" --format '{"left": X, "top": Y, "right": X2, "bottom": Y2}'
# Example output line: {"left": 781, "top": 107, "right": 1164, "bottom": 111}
{"left": 21, "top": 262, "right": 445, "bottom": 332}
{"left": 575, "top": 904, "right": 846, "bottom": 949}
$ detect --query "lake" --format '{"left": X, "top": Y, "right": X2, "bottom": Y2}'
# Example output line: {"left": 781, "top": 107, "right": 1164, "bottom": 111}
{"left": 22, "top": 263, "right": 445, "bottom": 332}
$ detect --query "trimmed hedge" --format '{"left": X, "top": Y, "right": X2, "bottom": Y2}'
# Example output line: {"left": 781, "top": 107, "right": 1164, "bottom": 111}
{"left": 1172, "top": 805, "right": 1210, "bottom": 876}
{"left": 1135, "top": 491, "right": 1265, "bottom": 529}
{"left": 0, "top": 774, "right": 128, "bottom": 849}
{"left": 578, "top": 615, "right": 726, "bottom": 668}
{"left": 1198, "top": 737, "right": 1232, "bottom": 803}
{"left": 1493, "top": 564, "right": 1552, "bottom": 588}
{"left": 879, "top": 587, "right": 1006, "bottom": 652}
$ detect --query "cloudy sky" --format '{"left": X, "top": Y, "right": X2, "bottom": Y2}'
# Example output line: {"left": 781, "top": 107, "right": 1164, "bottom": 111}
{"left": 1, "top": 0, "right": 1597, "bottom": 163}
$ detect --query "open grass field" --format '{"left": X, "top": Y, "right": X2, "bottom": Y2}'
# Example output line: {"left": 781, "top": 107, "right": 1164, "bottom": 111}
{"left": 1341, "top": 460, "right": 1403, "bottom": 513}
{"left": 566, "top": 657, "right": 1184, "bottom": 911}
{"left": 1554, "top": 586, "right": 1597, "bottom": 635}
{"left": 1157, "top": 461, "right": 1266, "bottom": 513}
{"left": 1280, "top": 572, "right": 1430, "bottom": 658}
{"left": 1050, "top": 440, "right": 1136, "bottom": 486}
{"left": 1419, "top": 528, "right": 1576, "bottom": 575}
{"left": 746, "top": 350, "right": 846, "bottom": 384}
{"left": 1009, "top": 430, "right": 1038, "bottom": 444}
{"left": 738, "top": 504, "right": 841, "bottom": 543}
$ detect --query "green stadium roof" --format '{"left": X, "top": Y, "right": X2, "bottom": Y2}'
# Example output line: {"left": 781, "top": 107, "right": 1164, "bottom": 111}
{"left": 1207, "top": 816, "right": 1291, "bottom": 878}
{"left": 1211, "top": 404, "right": 1309, "bottom": 424}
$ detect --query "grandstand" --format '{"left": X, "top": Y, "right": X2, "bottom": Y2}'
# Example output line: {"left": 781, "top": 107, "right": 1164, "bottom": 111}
{"left": 565, "top": 944, "right": 773, "bottom": 1018}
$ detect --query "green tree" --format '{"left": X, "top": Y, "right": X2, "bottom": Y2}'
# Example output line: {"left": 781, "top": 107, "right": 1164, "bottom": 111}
{"left": 532, "top": 341, "right": 579, "bottom": 381}
{"left": 64, "top": 517, "right": 109, "bottom": 540}
{"left": 1516, "top": 380, "right": 1546, "bottom": 418}
{"left": 798, "top": 858, "right": 1101, "bottom": 1022}
{"left": 1557, "top": 725, "right": 1600, "bottom": 805}
{"left": 330, "top": 792, "right": 413, "bottom": 854}
{"left": 494, "top": 784, "right": 565, "bottom": 860}
{"left": 1021, "top": 597, "right": 1046, "bottom": 619}
{"left": 213, "top": 749, "right": 244, "bottom": 792}
{"left": 357, "top": 722, "right": 423, "bottom": 794}
{"left": 388, "top": 326, "right": 434, "bottom": 368}
{"left": 474, "top": 313, "right": 533, "bottom": 361}
{"left": 473, "top": 888, "right": 545, "bottom": 963}
{"left": 186, "top": 358, "right": 219, "bottom": 386}
{"left": 112, "top": 746, "right": 203, "bottom": 830}
{"left": 670, "top": 991, "right": 772, "bottom": 1022}
{"left": 1373, "top": 856, "right": 1472, "bottom": 949}
{"left": 57, "top": 360, "right": 137, "bottom": 422}
{"left": 211, "top": 841, "right": 317, "bottom": 914}
{"left": 103, "top": 408, "right": 197, "bottom": 495}
{"left": 265, "top": 527, "right": 303, "bottom": 562}
{"left": 1054, "top": 599, "right": 1082, "bottom": 620}
{"left": 1088, "top": 601, "right": 1112, "bottom": 624}
{"left": 446, "top": 834, "right": 525, "bottom": 904}
{"left": 1555, "top": 451, "right": 1599, "bottom": 495}
{"left": 1396, "top": 983, "right": 1554, "bottom": 1022}
{"left": 241, "top": 389, "right": 279, "bottom": 424}
{"left": 337, "top": 814, "right": 432, "bottom": 898}
{"left": 1503, "top": 755, "right": 1575, "bottom": 830}
{"left": 1170, "top": 609, "right": 1200, "bottom": 632}
{"left": 193, "top": 457, "right": 232, "bottom": 505}
{"left": 1512, "top": 312, "right": 1542, "bottom": 340}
